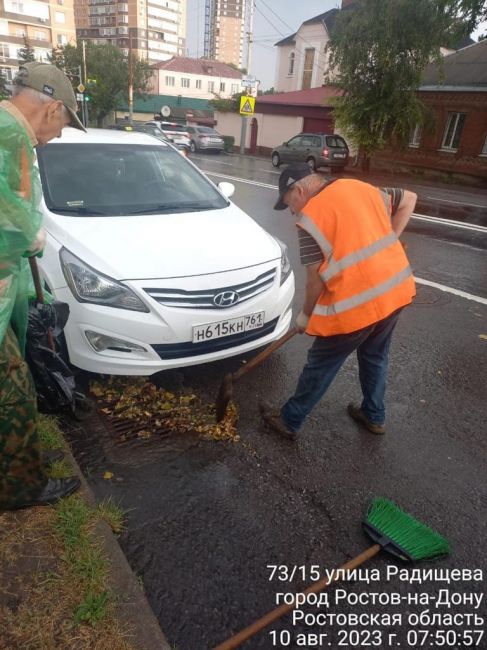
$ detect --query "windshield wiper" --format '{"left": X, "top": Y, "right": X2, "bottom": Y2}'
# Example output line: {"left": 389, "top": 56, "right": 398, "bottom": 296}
{"left": 47, "top": 205, "right": 109, "bottom": 216}
{"left": 124, "top": 201, "right": 219, "bottom": 215}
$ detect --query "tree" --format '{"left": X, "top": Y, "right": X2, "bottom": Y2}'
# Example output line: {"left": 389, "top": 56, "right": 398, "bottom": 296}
{"left": 48, "top": 46, "right": 66, "bottom": 70}
{"left": 209, "top": 91, "right": 246, "bottom": 112}
{"left": 55, "top": 42, "right": 152, "bottom": 126}
{"left": 17, "top": 37, "right": 36, "bottom": 64}
{"left": 327, "top": 0, "right": 486, "bottom": 168}
{"left": 0, "top": 72, "right": 10, "bottom": 99}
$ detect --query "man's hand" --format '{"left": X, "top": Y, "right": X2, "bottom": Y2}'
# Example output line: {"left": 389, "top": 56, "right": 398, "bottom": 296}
{"left": 25, "top": 227, "right": 46, "bottom": 257}
{"left": 295, "top": 310, "right": 309, "bottom": 333}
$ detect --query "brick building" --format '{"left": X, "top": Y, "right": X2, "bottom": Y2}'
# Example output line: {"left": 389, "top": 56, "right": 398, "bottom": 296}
{"left": 375, "top": 40, "right": 487, "bottom": 183}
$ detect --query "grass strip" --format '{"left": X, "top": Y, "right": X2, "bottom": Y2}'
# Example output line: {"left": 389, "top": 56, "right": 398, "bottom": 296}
{"left": 0, "top": 415, "right": 133, "bottom": 649}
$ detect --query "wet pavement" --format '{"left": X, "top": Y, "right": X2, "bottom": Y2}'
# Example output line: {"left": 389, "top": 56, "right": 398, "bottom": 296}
{"left": 65, "top": 155, "right": 487, "bottom": 650}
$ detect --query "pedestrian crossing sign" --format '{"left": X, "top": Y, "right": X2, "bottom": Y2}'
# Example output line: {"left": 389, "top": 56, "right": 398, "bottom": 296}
{"left": 239, "top": 96, "right": 255, "bottom": 115}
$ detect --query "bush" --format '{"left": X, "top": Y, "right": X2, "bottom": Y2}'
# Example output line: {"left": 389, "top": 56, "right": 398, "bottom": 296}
{"left": 222, "top": 135, "right": 235, "bottom": 153}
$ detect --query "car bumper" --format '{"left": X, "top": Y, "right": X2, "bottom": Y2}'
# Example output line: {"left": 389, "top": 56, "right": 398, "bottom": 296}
{"left": 197, "top": 141, "right": 225, "bottom": 151}
{"left": 318, "top": 156, "right": 349, "bottom": 168}
{"left": 53, "top": 268, "right": 295, "bottom": 375}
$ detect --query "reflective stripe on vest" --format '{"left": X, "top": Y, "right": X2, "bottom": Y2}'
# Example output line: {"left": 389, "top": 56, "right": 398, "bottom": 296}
{"left": 313, "top": 265, "right": 413, "bottom": 316}
{"left": 322, "top": 231, "right": 398, "bottom": 282}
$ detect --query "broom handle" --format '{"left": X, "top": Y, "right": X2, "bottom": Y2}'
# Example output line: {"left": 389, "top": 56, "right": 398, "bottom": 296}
{"left": 232, "top": 328, "right": 298, "bottom": 382}
{"left": 212, "top": 544, "right": 381, "bottom": 650}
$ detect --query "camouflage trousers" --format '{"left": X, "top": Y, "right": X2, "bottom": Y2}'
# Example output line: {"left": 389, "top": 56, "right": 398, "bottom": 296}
{"left": 0, "top": 325, "right": 46, "bottom": 509}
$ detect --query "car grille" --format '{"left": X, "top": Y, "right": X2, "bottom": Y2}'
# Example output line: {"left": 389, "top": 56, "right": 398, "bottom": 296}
{"left": 143, "top": 268, "right": 277, "bottom": 310}
{"left": 151, "top": 317, "right": 279, "bottom": 359}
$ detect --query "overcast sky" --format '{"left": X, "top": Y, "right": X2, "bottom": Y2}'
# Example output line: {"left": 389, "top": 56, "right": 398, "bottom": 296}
{"left": 186, "top": 0, "right": 486, "bottom": 91}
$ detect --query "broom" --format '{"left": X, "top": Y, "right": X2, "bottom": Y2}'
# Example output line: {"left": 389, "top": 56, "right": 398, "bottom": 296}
{"left": 212, "top": 497, "right": 450, "bottom": 650}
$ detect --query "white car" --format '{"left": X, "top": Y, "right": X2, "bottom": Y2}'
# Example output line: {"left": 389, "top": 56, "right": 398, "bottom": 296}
{"left": 145, "top": 120, "right": 192, "bottom": 150}
{"left": 36, "top": 128, "right": 294, "bottom": 376}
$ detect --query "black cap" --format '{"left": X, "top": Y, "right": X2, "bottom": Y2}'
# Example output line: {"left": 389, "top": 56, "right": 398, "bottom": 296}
{"left": 274, "top": 162, "right": 313, "bottom": 210}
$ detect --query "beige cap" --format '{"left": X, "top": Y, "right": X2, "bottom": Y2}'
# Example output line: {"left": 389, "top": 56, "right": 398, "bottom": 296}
{"left": 14, "top": 62, "right": 87, "bottom": 132}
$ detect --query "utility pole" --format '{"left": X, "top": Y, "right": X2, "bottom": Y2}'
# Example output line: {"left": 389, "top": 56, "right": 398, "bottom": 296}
{"left": 239, "top": 0, "right": 254, "bottom": 154}
{"left": 82, "top": 41, "right": 89, "bottom": 126}
{"left": 128, "top": 28, "right": 134, "bottom": 125}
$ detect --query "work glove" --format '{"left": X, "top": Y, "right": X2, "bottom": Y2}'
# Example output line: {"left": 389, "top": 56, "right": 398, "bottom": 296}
{"left": 24, "top": 227, "right": 46, "bottom": 258}
{"left": 295, "top": 310, "right": 309, "bottom": 334}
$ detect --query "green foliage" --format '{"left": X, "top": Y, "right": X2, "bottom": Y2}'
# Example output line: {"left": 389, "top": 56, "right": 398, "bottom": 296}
{"left": 328, "top": 0, "right": 486, "bottom": 160}
{"left": 53, "top": 42, "right": 152, "bottom": 126}
{"left": 222, "top": 135, "right": 235, "bottom": 152}
{"left": 258, "top": 87, "right": 276, "bottom": 95}
{"left": 17, "top": 37, "right": 36, "bottom": 64}
{"left": 74, "top": 589, "right": 109, "bottom": 625}
{"left": 0, "top": 72, "right": 10, "bottom": 99}
{"left": 210, "top": 91, "right": 246, "bottom": 113}
{"left": 48, "top": 46, "right": 66, "bottom": 70}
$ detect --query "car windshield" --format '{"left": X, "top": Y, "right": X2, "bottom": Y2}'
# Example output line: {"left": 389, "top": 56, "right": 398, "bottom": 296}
{"left": 198, "top": 127, "right": 218, "bottom": 134}
{"left": 37, "top": 143, "right": 228, "bottom": 217}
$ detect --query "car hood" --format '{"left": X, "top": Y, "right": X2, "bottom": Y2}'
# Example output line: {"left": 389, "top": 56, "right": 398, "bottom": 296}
{"left": 43, "top": 202, "right": 280, "bottom": 280}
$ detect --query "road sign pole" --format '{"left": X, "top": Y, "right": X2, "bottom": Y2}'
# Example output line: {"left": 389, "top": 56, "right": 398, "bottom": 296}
{"left": 239, "top": 115, "right": 247, "bottom": 155}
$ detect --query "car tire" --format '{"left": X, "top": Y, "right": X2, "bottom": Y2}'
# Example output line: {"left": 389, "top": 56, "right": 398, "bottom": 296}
{"left": 190, "top": 140, "right": 196, "bottom": 154}
{"left": 306, "top": 157, "right": 317, "bottom": 171}
{"left": 271, "top": 153, "right": 281, "bottom": 167}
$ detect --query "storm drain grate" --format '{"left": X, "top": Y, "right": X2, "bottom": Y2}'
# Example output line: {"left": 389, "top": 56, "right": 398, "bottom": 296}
{"left": 96, "top": 408, "right": 174, "bottom": 442}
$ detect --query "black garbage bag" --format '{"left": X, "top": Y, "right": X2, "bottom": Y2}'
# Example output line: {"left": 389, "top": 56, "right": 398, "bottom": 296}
{"left": 25, "top": 300, "right": 77, "bottom": 414}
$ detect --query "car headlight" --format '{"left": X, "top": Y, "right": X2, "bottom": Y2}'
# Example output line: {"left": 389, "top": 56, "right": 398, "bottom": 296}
{"left": 60, "top": 248, "right": 149, "bottom": 312}
{"left": 275, "top": 238, "right": 292, "bottom": 285}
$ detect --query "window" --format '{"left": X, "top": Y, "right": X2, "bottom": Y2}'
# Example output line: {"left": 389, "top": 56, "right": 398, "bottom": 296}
{"left": 288, "top": 52, "right": 295, "bottom": 75}
{"left": 409, "top": 124, "right": 422, "bottom": 147}
{"left": 15, "top": 28, "right": 26, "bottom": 37}
{"left": 57, "top": 33, "right": 67, "bottom": 45}
{"left": 181, "top": 77, "right": 190, "bottom": 88}
{"left": 0, "top": 66, "right": 13, "bottom": 81}
{"left": 208, "top": 80, "right": 214, "bottom": 92}
{"left": 165, "top": 75, "right": 175, "bottom": 86}
{"left": 34, "top": 30, "right": 47, "bottom": 40}
{"left": 441, "top": 112, "right": 466, "bottom": 151}
{"left": 231, "top": 83, "right": 238, "bottom": 94}
{"left": 0, "top": 43, "right": 9, "bottom": 57}
{"left": 55, "top": 11, "right": 66, "bottom": 23}
{"left": 195, "top": 79, "right": 201, "bottom": 89}
{"left": 220, "top": 81, "right": 225, "bottom": 92}
{"left": 481, "top": 135, "right": 487, "bottom": 156}
{"left": 301, "top": 135, "right": 314, "bottom": 147}
{"left": 302, "top": 48, "right": 315, "bottom": 89}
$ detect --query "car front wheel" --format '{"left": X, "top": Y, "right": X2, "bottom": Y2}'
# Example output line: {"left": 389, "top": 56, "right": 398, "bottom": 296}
{"left": 190, "top": 140, "right": 196, "bottom": 154}
{"left": 271, "top": 152, "right": 281, "bottom": 167}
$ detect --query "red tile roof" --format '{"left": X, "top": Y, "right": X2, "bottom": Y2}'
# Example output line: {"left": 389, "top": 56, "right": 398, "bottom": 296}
{"left": 256, "top": 86, "right": 343, "bottom": 107}
{"left": 151, "top": 57, "right": 242, "bottom": 79}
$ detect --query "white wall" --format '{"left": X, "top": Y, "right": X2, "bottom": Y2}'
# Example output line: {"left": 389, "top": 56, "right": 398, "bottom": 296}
{"left": 156, "top": 69, "right": 243, "bottom": 99}
{"left": 215, "top": 111, "right": 303, "bottom": 150}
{"left": 275, "top": 21, "right": 330, "bottom": 92}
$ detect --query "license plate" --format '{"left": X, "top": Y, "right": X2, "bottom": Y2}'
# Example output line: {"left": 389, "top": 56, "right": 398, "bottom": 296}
{"left": 192, "top": 311, "right": 265, "bottom": 343}
{"left": 334, "top": 153, "right": 346, "bottom": 158}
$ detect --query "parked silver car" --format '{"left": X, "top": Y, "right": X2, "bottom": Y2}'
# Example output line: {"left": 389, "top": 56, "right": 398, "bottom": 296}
{"left": 271, "top": 133, "right": 349, "bottom": 171}
{"left": 185, "top": 125, "right": 225, "bottom": 153}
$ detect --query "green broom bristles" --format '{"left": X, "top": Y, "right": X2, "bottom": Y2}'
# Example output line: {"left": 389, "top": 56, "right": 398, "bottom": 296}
{"left": 366, "top": 498, "right": 451, "bottom": 561}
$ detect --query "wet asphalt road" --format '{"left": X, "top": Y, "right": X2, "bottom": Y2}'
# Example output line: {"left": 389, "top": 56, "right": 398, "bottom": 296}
{"left": 67, "top": 155, "right": 487, "bottom": 650}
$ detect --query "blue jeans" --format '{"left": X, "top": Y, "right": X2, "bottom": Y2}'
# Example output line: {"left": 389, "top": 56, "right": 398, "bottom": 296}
{"left": 281, "top": 309, "right": 403, "bottom": 432}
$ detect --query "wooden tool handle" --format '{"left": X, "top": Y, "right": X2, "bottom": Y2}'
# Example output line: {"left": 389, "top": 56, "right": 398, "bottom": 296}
{"left": 232, "top": 327, "right": 298, "bottom": 382}
{"left": 213, "top": 544, "right": 381, "bottom": 650}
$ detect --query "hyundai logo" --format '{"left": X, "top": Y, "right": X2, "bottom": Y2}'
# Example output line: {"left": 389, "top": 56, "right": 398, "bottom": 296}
{"left": 213, "top": 290, "right": 239, "bottom": 308}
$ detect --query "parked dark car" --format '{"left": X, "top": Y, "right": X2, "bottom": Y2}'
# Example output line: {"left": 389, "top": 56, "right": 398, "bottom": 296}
{"left": 184, "top": 125, "right": 225, "bottom": 153}
{"left": 271, "top": 133, "right": 349, "bottom": 171}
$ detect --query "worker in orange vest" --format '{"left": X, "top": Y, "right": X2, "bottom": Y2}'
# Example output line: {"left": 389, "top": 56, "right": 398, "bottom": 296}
{"left": 260, "top": 163, "right": 417, "bottom": 440}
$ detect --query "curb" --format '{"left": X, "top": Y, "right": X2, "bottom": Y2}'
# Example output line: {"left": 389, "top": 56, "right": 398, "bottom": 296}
{"left": 68, "top": 450, "right": 172, "bottom": 650}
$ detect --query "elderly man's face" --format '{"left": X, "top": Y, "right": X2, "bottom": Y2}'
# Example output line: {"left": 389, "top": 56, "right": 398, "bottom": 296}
{"left": 36, "top": 100, "right": 71, "bottom": 146}
{"left": 283, "top": 184, "right": 309, "bottom": 215}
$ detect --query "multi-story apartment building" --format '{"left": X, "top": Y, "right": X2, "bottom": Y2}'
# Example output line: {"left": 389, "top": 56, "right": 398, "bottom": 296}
{"left": 74, "top": 0, "right": 186, "bottom": 63}
{"left": 0, "top": 0, "right": 76, "bottom": 82}
{"left": 204, "top": 0, "right": 245, "bottom": 69}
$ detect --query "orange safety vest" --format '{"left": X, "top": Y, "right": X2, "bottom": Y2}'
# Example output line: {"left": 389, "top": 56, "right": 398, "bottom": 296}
{"left": 298, "top": 179, "right": 415, "bottom": 336}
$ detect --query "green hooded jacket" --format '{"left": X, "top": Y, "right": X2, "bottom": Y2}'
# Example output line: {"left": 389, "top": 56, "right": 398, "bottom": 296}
{"left": 0, "top": 101, "right": 43, "bottom": 354}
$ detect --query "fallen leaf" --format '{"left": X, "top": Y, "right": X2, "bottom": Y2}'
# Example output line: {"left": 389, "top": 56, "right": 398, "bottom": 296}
{"left": 479, "top": 334, "right": 487, "bottom": 340}
{"left": 103, "top": 471, "right": 114, "bottom": 480}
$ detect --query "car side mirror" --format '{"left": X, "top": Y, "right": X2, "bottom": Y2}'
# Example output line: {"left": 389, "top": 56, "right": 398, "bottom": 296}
{"left": 218, "top": 182, "right": 235, "bottom": 198}
{"left": 283, "top": 142, "right": 289, "bottom": 147}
